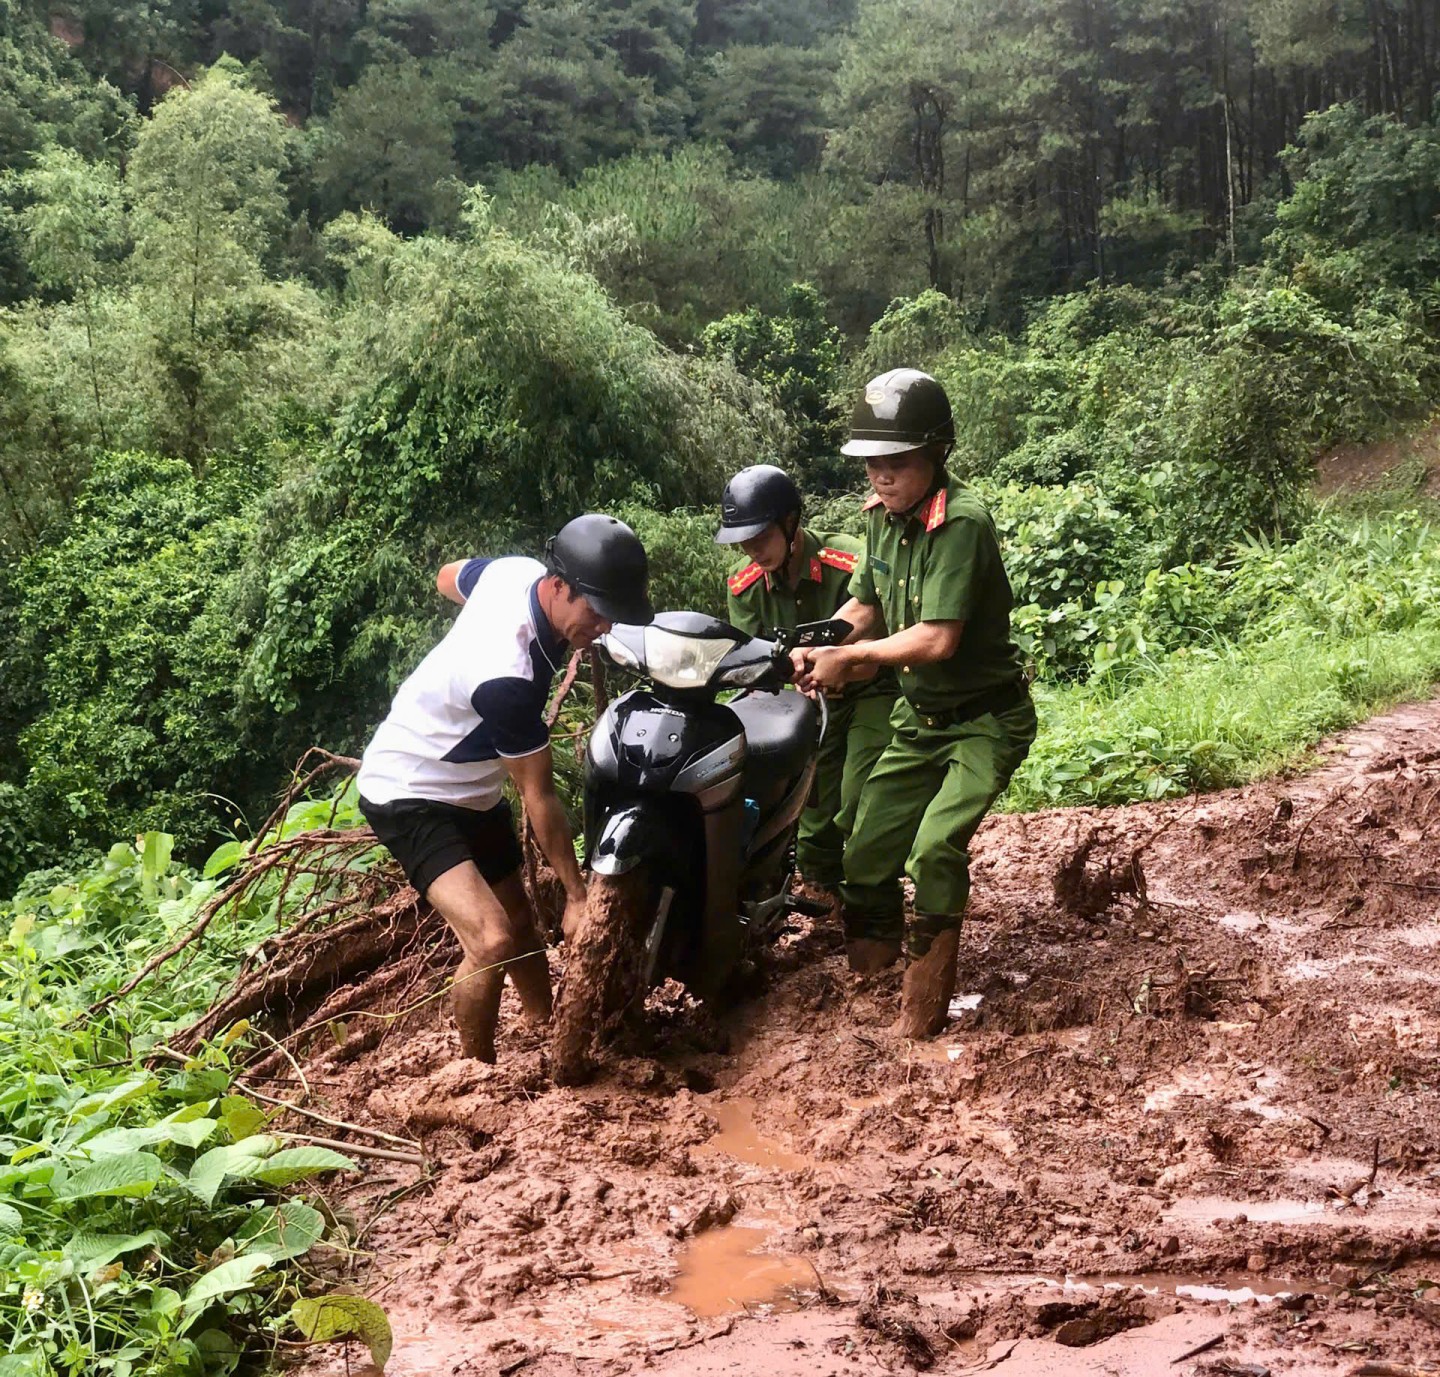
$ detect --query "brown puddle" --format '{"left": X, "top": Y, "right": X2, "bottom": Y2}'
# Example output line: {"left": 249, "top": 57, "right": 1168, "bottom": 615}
{"left": 668, "top": 1225, "right": 817, "bottom": 1318}
{"left": 697, "top": 1097, "right": 813, "bottom": 1171}
{"left": 1164, "top": 1194, "right": 1333, "bottom": 1225}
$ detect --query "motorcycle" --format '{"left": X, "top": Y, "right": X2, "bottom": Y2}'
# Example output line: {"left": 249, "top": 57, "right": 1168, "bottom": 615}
{"left": 549, "top": 609, "right": 850, "bottom": 1083}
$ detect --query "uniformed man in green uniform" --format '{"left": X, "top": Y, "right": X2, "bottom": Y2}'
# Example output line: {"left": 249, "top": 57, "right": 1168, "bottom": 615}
{"left": 793, "top": 370, "right": 1036, "bottom": 1038}
{"left": 717, "top": 464, "right": 898, "bottom": 895}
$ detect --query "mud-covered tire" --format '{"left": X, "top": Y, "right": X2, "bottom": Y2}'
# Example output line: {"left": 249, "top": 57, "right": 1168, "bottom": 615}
{"left": 549, "top": 869, "right": 656, "bottom": 1086}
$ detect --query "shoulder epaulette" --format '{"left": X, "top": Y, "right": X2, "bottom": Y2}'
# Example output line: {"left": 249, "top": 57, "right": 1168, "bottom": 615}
{"left": 727, "top": 562, "right": 766, "bottom": 596}
{"left": 818, "top": 546, "right": 859, "bottom": 574}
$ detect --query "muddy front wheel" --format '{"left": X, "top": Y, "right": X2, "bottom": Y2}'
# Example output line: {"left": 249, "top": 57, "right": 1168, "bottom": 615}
{"left": 550, "top": 869, "right": 657, "bottom": 1086}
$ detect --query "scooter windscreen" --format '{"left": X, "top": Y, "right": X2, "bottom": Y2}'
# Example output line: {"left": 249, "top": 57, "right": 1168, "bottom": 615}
{"left": 600, "top": 612, "right": 749, "bottom": 690}
{"left": 599, "top": 612, "right": 852, "bottom": 691}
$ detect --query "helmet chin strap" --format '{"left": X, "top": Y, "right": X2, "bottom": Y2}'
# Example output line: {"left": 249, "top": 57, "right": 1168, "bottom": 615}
{"left": 777, "top": 513, "right": 805, "bottom": 585}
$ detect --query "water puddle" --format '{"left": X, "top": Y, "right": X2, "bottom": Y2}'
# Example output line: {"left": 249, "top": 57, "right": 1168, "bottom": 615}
{"left": 948, "top": 993, "right": 985, "bottom": 1016}
{"left": 1042, "top": 1270, "right": 1337, "bottom": 1305}
{"left": 1164, "top": 1194, "right": 1334, "bottom": 1225}
{"left": 1145, "top": 1066, "right": 1293, "bottom": 1123}
{"left": 1143, "top": 1067, "right": 1221, "bottom": 1113}
{"left": 668, "top": 1225, "right": 816, "bottom": 1318}
{"left": 696, "top": 1097, "right": 813, "bottom": 1172}
{"left": 909, "top": 1041, "right": 970, "bottom": 1065}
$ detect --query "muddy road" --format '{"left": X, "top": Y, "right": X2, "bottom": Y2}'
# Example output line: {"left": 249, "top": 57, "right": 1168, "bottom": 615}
{"left": 291, "top": 699, "right": 1440, "bottom": 1377}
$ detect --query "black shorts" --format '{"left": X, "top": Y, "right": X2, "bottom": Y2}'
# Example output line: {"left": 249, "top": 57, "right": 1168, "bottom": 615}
{"left": 359, "top": 795, "right": 524, "bottom": 898}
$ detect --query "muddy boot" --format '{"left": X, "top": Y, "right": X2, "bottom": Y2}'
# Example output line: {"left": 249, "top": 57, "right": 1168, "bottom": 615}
{"left": 897, "top": 927, "right": 960, "bottom": 1039}
{"left": 846, "top": 938, "right": 902, "bottom": 975}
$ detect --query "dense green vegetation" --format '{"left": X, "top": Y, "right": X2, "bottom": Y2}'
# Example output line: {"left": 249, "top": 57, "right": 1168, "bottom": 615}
{"left": 0, "top": 789, "right": 396, "bottom": 1376}
{"left": 1, "top": 0, "right": 1439, "bottom": 874}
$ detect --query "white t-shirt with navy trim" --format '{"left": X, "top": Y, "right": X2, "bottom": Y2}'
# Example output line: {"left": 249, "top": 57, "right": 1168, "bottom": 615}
{"left": 357, "top": 556, "right": 563, "bottom": 810}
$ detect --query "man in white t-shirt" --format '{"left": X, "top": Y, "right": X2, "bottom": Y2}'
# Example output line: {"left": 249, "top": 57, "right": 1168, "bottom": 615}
{"left": 358, "top": 514, "right": 653, "bottom": 1062}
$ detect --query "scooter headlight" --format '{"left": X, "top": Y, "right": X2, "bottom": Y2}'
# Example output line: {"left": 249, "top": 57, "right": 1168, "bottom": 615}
{"left": 643, "top": 627, "right": 733, "bottom": 689}
{"left": 599, "top": 631, "right": 642, "bottom": 671}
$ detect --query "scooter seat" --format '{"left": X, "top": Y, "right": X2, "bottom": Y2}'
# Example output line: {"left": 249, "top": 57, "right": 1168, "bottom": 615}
{"left": 731, "top": 691, "right": 819, "bottom": 782}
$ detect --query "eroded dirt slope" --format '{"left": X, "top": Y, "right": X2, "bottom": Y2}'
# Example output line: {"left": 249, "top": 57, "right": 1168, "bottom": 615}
{"left": 289, "top": 699, "right": 1440, "bottom": 1377}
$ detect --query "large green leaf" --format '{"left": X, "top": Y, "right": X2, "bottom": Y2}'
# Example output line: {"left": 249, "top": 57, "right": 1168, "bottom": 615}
{"left": 140, "top": 832, "right": 175, "bottom": 898}
{"left": 54, "top": 1151, "right": 165, "bottom": 1201}
{"left": 79, "top": 1117, "right": 218, "bottom": 1155}
{"left": 248, "top": 1146, "right": 355, "bottom": 1187}
{"left": 235, "top": 1202, "right": 325, "bottom": 1261}
{"left": 179, "top": 1253, "right": 274, "bottom": 1330}
{"left": 0, "top": 1353, "right": 46, "bottom": 1376}
{"left": 0, "top": 1159, "right": 57, "bottom": 1193}
{"left": 203, "top": 839, "right": 246, "bottom": 879}
{"left": 291, "top": 1295, "right": 393, "bottom": 1370}
{"left": 72, "top": 1075, "right": 157, "bottom": 1119}
{"left": 186, "top": 1136, "right": 281, "bottom": 1206}
{"left": 216, "top": 1095, "right": 268, "bottom": 1142}
{"left": 64, "top": 1228, "right": 169, "bottom": 1270}
{"left": 0, "top": 1201, "right": 21, "bottom": 1234}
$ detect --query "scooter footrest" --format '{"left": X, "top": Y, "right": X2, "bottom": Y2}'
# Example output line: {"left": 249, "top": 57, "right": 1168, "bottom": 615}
{"left": 786, "top": 894, "right": 832, "bottom": 919}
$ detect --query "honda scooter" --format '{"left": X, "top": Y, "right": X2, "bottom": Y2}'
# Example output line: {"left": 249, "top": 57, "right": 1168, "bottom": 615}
{"left": 549, "top": 610, "right": 848, "bottom": 1082}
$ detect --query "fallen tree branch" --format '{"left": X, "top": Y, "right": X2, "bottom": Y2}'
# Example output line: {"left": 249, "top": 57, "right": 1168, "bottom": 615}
{"left": 250, "top": 748, "right": 361, "bottom": 855}
{"left": 285, "top": 1132, "right": 426, "bottom": 1167}
{"left": 241, "top": 1084, "right": 423, "bottom": 1153}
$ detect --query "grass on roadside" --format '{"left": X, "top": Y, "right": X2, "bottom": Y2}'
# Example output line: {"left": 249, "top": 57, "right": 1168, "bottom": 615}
{"left": 1007, "top": 621, "right": 1440, "bottom": 810}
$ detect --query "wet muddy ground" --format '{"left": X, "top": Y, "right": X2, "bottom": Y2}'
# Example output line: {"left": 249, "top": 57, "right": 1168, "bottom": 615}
{"left": 288, "top": 699, "right": 1440, "bottom": 1377}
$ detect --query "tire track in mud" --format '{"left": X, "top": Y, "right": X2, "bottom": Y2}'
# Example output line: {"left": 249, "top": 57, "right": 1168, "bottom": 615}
{"left": 292, "top": 697, "right": 1440, "bottom": 1377}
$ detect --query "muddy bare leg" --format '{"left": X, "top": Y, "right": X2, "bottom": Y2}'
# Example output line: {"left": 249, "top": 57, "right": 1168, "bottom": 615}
{"left": 426, "top": 861, "right": 526, "bottom": 1061}
{"left": 450, "top": 951, "right": 504, "bottom": 1061}
{"left": 492, "top": 872, "right": 553, "bottom": 1024}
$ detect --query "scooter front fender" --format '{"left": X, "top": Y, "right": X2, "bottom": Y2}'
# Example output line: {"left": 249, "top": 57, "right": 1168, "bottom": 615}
{"left": 589, "top": 801, "right": 675, "bottom": 877}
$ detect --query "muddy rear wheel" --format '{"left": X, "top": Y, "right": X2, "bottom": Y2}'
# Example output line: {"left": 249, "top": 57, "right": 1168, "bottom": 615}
{"left": 550, "top": 869, "right": 656, "bottom": 1086}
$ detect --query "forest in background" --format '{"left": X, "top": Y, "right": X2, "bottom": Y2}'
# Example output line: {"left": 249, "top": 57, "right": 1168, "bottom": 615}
{"left": 2, "top": 0, "right": 1440, "bottom": 885}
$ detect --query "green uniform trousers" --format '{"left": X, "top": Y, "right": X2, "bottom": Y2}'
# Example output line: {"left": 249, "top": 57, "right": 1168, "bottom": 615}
{"left": 795, "top": 692, "right": 897, "bottom": 888}
{"left": 840, "top": 696, "right": 1037, "bottom": 955}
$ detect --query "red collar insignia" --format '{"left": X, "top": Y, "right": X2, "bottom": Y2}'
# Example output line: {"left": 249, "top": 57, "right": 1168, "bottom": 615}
{"left": 922, "top": 487, "right": 948, "bottom": 531}
{"left": 862, "top": 492, "right": 885, "bottom": 511}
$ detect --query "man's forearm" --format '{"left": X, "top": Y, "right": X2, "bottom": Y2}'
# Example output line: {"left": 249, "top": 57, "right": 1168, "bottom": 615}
{"left": 525, "top": 790, "right": 586, "bottom": 900}
{"left": 849, "top": 620, "right": 962, "bottom": 668}
{"left": 837, "top": 598, "right": 883, "bottom": 643}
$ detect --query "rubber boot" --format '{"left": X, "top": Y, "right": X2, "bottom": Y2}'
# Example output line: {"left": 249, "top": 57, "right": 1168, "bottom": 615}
{"left": 897, "top": 928, "right": 960, "bottom": 1039}
{"left": 846, "top": 938, "right": 902, "bottom": 975}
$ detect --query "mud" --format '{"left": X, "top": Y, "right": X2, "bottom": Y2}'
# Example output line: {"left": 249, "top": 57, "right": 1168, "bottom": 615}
{"left": 286, "top": 699, "right": 1440, "bottom": 1377}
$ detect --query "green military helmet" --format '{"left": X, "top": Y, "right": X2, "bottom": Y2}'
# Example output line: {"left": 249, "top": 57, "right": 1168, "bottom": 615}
{"left": 841, "top": 368, "right": 954, "bottom": 458}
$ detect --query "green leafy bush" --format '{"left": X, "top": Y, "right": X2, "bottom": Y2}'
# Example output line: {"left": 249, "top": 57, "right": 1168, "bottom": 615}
{"left": 223, "top": 203, "right": 784, "bottom": 781}
{"left": 0, "top": 820, "right": 382, "bottom": 1376}
{"left": 1004, "top": 510, "right": 1440, "bottom": 808}
{"left": 702, "top": 283, "right": 846, "bottom": 482}
{"left": 6, "top": 452, "right": 261, "bottom": 859}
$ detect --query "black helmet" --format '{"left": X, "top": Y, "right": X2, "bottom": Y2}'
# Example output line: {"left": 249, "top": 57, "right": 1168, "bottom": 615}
{"left": 841, "top": 368, "right": 954, "bottom": 458}
{"left": 545, "top": 514, "right": 654, "bottom": 625}
{"left": 714, "top": 464, "right": 802, "bottom": 546}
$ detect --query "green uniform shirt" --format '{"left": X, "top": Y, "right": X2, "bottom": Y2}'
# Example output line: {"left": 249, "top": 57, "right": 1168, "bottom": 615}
{"left": 726, "top": 529, "right": 896, "bottom": 704}
{"left": 848, "top": 477, "right": 1026, "bottom": 716}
